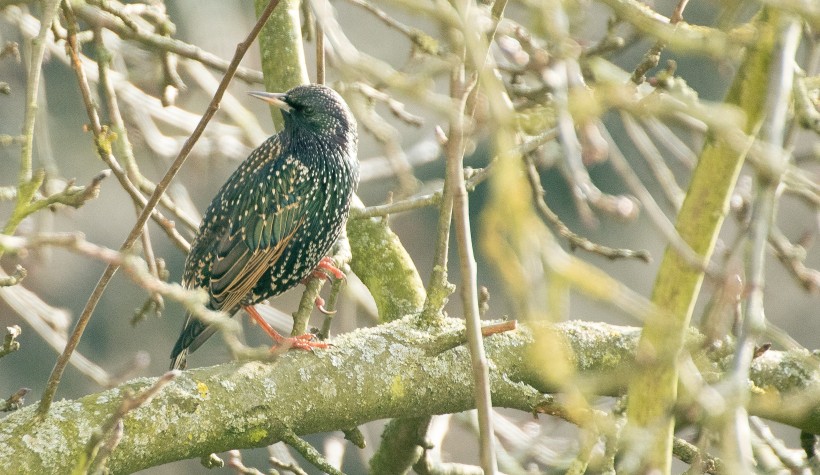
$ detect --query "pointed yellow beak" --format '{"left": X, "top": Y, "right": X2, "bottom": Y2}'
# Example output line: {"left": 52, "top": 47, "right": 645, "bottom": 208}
{"left": 248, "top": 91, "right": 293, "bottom": 112}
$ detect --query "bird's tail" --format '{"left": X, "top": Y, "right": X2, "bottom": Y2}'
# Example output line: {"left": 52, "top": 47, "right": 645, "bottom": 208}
{"left": 170, "top": 347, "right": 189, "bottom": 371}
{"left": 169, "top": 312, "right": 218, "bottom": 370}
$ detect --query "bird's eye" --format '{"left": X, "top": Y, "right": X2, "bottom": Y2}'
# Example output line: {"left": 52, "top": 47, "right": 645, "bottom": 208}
{"left": 303, "top": 106, "right": 315, "bottom": 116}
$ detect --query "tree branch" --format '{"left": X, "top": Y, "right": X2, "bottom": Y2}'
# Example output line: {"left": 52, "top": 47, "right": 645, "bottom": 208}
{"left": 624, "top": 8, "right": 782, "bottom": 471}
{"left": 1, "top": 318, "right": 818, "bottom": 473}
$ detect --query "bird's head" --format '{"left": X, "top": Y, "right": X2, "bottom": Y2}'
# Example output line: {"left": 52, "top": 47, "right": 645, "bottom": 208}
{"left": 249, "top": 84, "right": 356, "bottom": 143}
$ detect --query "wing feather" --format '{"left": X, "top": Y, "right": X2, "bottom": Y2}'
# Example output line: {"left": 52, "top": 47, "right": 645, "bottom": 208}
{"left": 207, "top": 156, "right": 315, "bottom": 312}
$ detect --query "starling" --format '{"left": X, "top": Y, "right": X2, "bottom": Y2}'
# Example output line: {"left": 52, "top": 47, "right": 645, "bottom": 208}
{"left": 170, "top": 84, "right": 358, "bottom": 370}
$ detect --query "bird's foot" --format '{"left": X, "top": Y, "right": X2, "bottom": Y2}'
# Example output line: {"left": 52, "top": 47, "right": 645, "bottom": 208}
{"left": 244, "top": 305, "right": 329, "bottom": 351}
{"left": 310, "top": 256, "right": 346, "bottom": 281}
{"left": 274, "top": 332, "right": 330, "bottom": 351}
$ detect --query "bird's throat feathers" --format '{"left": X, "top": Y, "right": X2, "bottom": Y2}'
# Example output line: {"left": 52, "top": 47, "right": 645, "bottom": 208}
{"left": 280, "top": 118, "right": 358, "bottom": 169}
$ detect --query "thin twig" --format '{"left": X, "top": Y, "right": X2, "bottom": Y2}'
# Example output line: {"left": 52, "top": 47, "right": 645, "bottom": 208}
{"left": 82, "top": 371, "right": 178, "bottom": 473}
{"left": 37, "top": 0, "right": 283, "bottom": 417}
{"left": 227, "top": 450, "right": 266, "bottom": 475}
{"left": 0, "top": 387, "right": 31, "bottom": 412}
{"left": 352, "top": 82, "right": 424, "bottom": 126}
{"left": 769, "top": 227, "right": 820, "bottom": 292}
{"left": 1, "top": 0, "right": 61, "bottom": 262}
{"left": 77, "top": 1, "right": 264, "bottom": 83}
{"left": 346, "top": 87, "right": 417, "bottom": 195}
{"left": 598, "top": 0, "right": 741, "bottom": 59}
{"left": 750, "top": 417, "right": 807, "bottom": 471}
{"left": 18, "top": 0, "right": 61, "bottom": 185}
{"left": 640, "top": 117, "right": 697, "bottom": 168}
{"left": 724, "top": 15, "right": 801, "bottom": 471}
{"left": 601, "top": 127, "right": 717, "bottom": 277}
{"left": 672, "top": 437, "right": 725, "bottom": 474}
{"left": 352, "top": 127, "right": 554, "bottom": 219}
{"left": 447, "top": 2, "right": 496, "bottom": 469}
{"left": 10, "top": 7, "right": 252, "bottom": 166}
{"left": 0, "top": 325, "right": 21, "bottom": 358}
{"left": 0, "top": 264, "right": 112, "bottom": 386}
{"left": 94, "top": 27, "right": 166, "bottom": 313}
{"left": 316, "top": 19, "right": 325, "bottom": 84}
{"left": 621, "top": 112, "right": 684, "bottom": 208}
{"left": 0, "top": 265, "right": 27, "bottom": 287}
{"left": 269, "top": 443, "right": 309, "bottom": 475}
{"left": 420, "top": 128, "right": 455, "bottom": 323}
{"left": 280, "top": 427, "right": 345, "bottom": 475}
{"left": 58, "top": 17, "right": 189, "bottom": 252}
{"left": 342, "top": 0, "right": 442, "bottom": 56}
{"left": 523, "top": 154, "right": 651, "bottom": 262}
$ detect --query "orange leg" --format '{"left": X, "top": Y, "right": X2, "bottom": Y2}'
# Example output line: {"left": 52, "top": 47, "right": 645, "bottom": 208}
{"left": 243, "top": 305, "right": 329, "bottom": 350}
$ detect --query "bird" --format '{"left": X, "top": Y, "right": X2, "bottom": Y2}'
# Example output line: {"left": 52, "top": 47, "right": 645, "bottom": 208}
{"left": 170, "top": 84, "right": 359, "bottom": 370}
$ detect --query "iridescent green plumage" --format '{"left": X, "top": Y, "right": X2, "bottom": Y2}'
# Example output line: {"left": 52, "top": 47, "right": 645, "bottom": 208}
{"left": 170, "top": 84, "right": 358, "bottom": 369}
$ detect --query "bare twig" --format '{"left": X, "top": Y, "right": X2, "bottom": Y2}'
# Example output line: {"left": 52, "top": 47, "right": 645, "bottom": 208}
{"left": 447, "top": 2, "right": 496, "bottom": 469}
{"left": 77, "top": 1, "right": 264, "bottom": 83}
{"left": 630, "top": 0, "right": 690, "bottom": 84}
{"left": 420, "top": 128, "right": 456, "bottom": 323}
{"left": 316, "top": 19, "right": 325, "bottom": 84}
{"left": 0, "top": 265, "right": 111, "bottom": 386}
{"left": 351, "top": 82, "right": 424, "bottom": 126}
{"left": 59, "top": 15, "right": 190, "bottom": 252}
{"left": 0, "top": 325, "right": 21, "bottom": 358}
{"left": 342, "top": 0, "right": 441, "bottom": 56}
{"left": 346, "top": 87, "right": 417, "bottom": 195}
{"left": 269, "top": 443, "right": 309, "bottom": 475}
{"left": 94, "top": 28, "right": 166, "bottom": 315}
{"left": 227, "top": 450, "right": 266, "bottom": 475}
{"left": 0, "top": 265, "right": 26, "bottom": 287}
{"left": 640, "top": 117, "right": 698, "bottom": 168}
{"left": 750, "top": 417, "right": 807, "bottom": 472}
{"left": 524, "top": 153, "right": 651, "bottom": 262}
{"left": 672, "top": 437, "right": 725, "bottom": 474}
{"left": 723, "top": 15, "right": 801, "bottom": 472}
{"left": 598, "top": 0, "right": 743, "bottom": 59}
{"left": 621, "top": 112, "right": 684, "bottom": 208}
{"left": 770, "top": 227, "right": 820, "bottom": 292}
{"left": 0, "top": 388, "right": 31, "bottom": 412}
{"left": 81, "top": 371, "right": 178, "bottom": 474}
{"left": 353, "top": 126, "right": 555, "bottom": 219}
{"left": 280, "top": 427, "right": 345, "bottom": 475}
{"left": 602, "top": 127, "right": 717, "bottom": 276}
{"left": 17, "top": 0, "right": 61, "bottom": 185}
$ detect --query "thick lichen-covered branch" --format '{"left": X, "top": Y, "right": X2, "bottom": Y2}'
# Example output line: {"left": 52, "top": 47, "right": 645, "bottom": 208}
{"left": 348, "top": 198, "right": 426, "bottom": 322}
{"left": 254, "top": 0, "right": 309, "bottom": 129}
{"left": 624, "top": 9, "right": 781, "bottom": 472}
{"left": 596, "top": 0, "right": 750, "bottom": 58}
{"left": 0, "top": 318, "right": 818, "bottom": 473}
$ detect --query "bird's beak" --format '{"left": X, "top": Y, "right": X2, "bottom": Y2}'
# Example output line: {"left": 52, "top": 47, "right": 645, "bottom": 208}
{"left": 248, "top": 91, "right": 293, "bottom": 113}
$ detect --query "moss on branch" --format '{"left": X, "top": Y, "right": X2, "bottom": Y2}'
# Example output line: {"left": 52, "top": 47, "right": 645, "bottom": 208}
{"left": 347, "top": 205, "right": 426, "bottom": 322}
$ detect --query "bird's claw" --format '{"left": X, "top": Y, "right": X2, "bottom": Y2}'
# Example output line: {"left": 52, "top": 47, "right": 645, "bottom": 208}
{"left": 313, "top": 256, "right": 346, "bottom": 281}
{"left": 272, "top": 332, "right": 329, "bottom": 351}
{"left": 315, "top": 296, "right": 336, "bottom": 315}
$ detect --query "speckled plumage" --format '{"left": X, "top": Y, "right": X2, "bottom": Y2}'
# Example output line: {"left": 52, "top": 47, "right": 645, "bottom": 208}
{"left": 170, "top": 85, "right": 358, "bottom": 369}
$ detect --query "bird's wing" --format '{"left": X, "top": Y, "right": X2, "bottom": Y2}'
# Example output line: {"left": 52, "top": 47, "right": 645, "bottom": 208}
{"left": 207, "top": 155, "right": 316, "bottom": 314}
{"left": 170, "top": 144, "right": 319, "bottom": 368}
